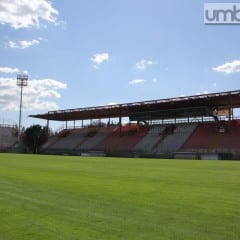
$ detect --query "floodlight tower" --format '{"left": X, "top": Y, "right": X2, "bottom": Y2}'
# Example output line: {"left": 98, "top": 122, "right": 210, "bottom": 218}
{"left": 17, "top": 74, "right": 28, "bottom": 141}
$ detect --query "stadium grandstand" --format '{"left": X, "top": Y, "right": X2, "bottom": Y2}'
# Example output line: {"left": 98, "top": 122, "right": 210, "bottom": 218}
{"left": 26, "top": 89, "right": 240, "bottom": 159}
{"left": 0, "top": 123, "right": 18, "bottom": 152}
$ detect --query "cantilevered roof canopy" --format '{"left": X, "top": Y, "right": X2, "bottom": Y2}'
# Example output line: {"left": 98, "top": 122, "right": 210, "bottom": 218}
{"left": 29, "top": 90, "right": 240, "bottom": 122}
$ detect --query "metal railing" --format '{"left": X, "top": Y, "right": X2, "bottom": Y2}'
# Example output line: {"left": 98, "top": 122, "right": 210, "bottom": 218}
{"left": 0, "top": 123, "right": 18, "bottom": 129}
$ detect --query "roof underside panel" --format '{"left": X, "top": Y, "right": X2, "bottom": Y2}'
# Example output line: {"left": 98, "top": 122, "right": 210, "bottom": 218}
{"left": 29, "top": 90, "right": 240, "bottom": 121}
{"left": 129, "top": 107, "right": 212, "bottom": 121}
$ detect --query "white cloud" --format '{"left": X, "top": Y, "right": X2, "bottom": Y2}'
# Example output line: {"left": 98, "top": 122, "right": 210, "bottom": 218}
{"left": 0, "top": 67, "right": 19, "bottom": 74}
{"left": 0, "top": 0, "right": 58, "bottom": 29}
{"left": 213, "top": 60, "right": 240, "bottom": 74}
{"left": 90, "top": 53, "right": 109, "bottom": 68}
{"left": 107, "top": 102, "right": 118, "bottom": 105}
{"left": 152, "top": 78, "right": 158, "bottom": 83}
{"left": 8, "top": 38, "right": 42, "bottom": 49}
{"left": 135, "top": 59, "right": 158, "bottom": 70}
{"left": 129, "top": 79, "right": 146, "bottom": 85}
{"left": 0, "top": 78, "right": 67, "bottom": 111}
{"left": 195, "top": 91, "right": 208, "bottom": 96}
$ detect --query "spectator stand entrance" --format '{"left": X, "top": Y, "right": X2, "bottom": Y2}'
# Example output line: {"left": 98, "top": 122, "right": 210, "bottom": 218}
{"left": 30, "top": 90, "right": 240, "bottom": 159}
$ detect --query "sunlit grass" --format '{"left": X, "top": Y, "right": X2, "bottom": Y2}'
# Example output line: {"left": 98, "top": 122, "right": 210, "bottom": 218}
{"left": 0, "top": 154, "right": 239, "bottom": 240}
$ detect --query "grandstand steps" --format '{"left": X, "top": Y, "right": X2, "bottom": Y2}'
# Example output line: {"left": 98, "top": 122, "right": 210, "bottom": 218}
{"left": 134, "top": 125, "right": 165, "bottom": 152}
{"left": 151, "top": 134, "right": 168, "bottom": 153}
{"left": 112, "top": 134, "right": 143, "bottom": 151}
{"left": 48, "top": 130, "right": 87, "bottom": 150}
{"left": 41, "top": 136, "right": 59, "bottom": 150}
{"left": 0, "top": 127, "right": 18, "bottom": 151}
{"left": 73, "top": 137, "right": 89, "bottom": 150}
{"left": 210, "top": 133, "right": 225, "bottom": 150}
{"left": 217, "top": 121, "right": 240, "bottom": 149}
{"left": 181, "top": 123, "right": 217, "bottom": 150}
{"left": 111, "top": 135, "right": 126, "bottom": 150}
{"left": 40, "top": 121, "right": 240, "bottom": 157}
{"left": 0, "top": 141, "right": 19, "bottom": 153}
{"left": 156, "top": 123, "right": 197, "bottom": 153}
{"left": 79, "top": 129, "right": 112, "bottom": 150}
{"left": 96, "top": 133, "right": 120, "bottom": 151}
{"left": 95, "top": 126, "right": 149, "bottom": 151}
{"left": 11, "top": 141, "right": 18, "bottom": 148}
{"left": 96, "top": 134, "right": 127, "bottom": 151}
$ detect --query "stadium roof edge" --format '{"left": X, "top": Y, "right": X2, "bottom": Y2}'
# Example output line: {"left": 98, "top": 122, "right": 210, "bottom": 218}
{"left": 29, "top": 90, "right": 240, "bottom": 122}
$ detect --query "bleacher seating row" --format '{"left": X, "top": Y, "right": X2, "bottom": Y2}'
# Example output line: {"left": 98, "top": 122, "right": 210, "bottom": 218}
{"left": 1, "top": 120, "right": 239, "bottom": 156}
{"left": 41, "top": 120, "right": 240, "bottom": 155}
{"left": 182, "top": 120, "right": 240, "bottom": 151}
{"left": 0, "top": 127, "right": 18, "bottom": 151}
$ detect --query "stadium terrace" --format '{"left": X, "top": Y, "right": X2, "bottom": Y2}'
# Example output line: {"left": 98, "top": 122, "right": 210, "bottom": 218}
{"left": 25, "top": 90, "right": 240, "bottom": 160}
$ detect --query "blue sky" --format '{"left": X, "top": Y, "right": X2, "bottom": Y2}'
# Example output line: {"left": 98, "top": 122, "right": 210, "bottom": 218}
{"left": 0, "top": 0, "right": 240, "bottom": 128}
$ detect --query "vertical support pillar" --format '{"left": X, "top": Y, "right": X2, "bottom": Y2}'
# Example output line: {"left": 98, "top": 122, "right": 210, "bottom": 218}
{"left": 229, "top": 107, "right": 232, "bottom": 121}
{"left": 66, "top": 121, "right": 68, "bottom": 129}
{"left": 82, "top": 120, "right": 83, "bottom": 128}
{"left": 228, "top": 107, "right": 232, "bottom": 132}
{"left": 119, "top": 116, "right": 122, "bottom": 135}
{"left": 47, "top": 119, "right": 49, "bottom": 137}
{"left": 18, "top": 85, "right": 23, "bottom": 142}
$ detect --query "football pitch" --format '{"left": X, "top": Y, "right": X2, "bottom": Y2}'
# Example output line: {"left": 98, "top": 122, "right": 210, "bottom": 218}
{"left": 0, "top": 154, "right": 239, "bottom": 240}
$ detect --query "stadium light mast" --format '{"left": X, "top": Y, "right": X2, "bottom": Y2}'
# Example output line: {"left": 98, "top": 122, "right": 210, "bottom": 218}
{"left": 17, "top": 74, "right": 28, "bottom": 141}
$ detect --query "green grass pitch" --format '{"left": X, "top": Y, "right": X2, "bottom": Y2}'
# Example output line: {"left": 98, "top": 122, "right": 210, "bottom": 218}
{"left": 0, "top": 154, "right": 239, "bottom": 240}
